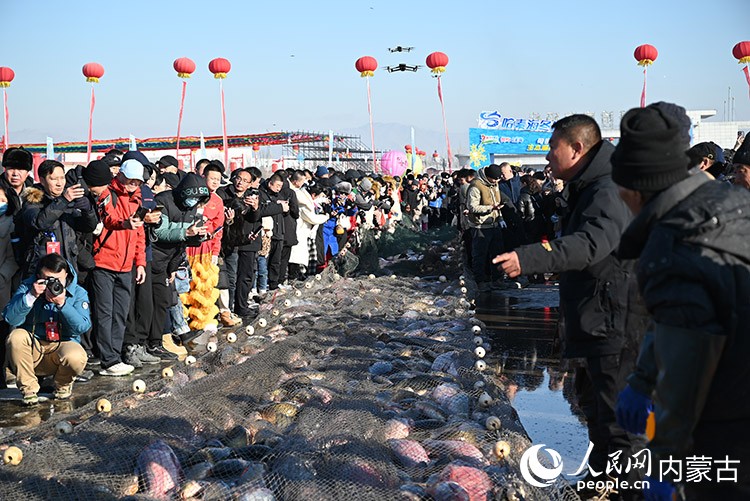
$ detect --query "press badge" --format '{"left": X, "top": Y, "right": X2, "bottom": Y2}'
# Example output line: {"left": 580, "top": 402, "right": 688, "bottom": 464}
{"left": 46, "top": 241, "right": 61, "bottom": 255}
{"left": 45, "top": 320, "right": 60, "bottom": 342}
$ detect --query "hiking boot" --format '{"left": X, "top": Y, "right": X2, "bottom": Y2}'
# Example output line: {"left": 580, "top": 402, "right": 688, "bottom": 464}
{"left": 22, "top": 394, "right": 39, "bottom": 406}
{"left": 134, "top": 344, "right": 160, "bottom": 365}
{"left": 123, "top": 345, "right": 144, "bottom": 368}
{"left": 147, "top": 344, "right": 178, "bottom": 361}
{"left": 99, "top": 362, "right": 135, "bottom": 376}
{"left": 219, "top": 310, "right": 242, "bottom": 327}
{"left": 54, "top": 384, "right": 73, "bottom": 400}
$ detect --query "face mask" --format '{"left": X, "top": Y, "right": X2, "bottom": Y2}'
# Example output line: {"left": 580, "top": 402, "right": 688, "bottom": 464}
{"left": 0, "top": 203, "right": 7, "bottom": 216}
{"left": 184, "top": 198, "right": 199, "bottom": 208}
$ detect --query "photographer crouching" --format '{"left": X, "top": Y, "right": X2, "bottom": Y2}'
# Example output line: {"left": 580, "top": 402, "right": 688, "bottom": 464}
{"left": 2, "top": 253, "right": 91, "bottom": 405}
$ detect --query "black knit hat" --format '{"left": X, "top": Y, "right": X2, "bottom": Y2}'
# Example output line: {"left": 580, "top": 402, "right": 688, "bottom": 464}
{"left": 83, "top": 160, "right": 113, "bottom": 187}
{"left": 612, "top": 102, "right": 691, "bottom": 191}
{"left": 734, "top": 135, "right": 750, "bottom": 166}
{"left": 485, "top": 163, "right": 502, "bottom": 180}
{"left": 2, "top": 147, "right": 33, "bottom": 171}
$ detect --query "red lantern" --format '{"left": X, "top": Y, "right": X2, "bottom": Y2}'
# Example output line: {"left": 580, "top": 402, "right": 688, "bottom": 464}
{"left": 292, "top": 145, "right": 300, "bottom": 152}
{"left": 82, "top": 62, "right": 105, "bottom": 83}
{"left": 355, "top": 56, "right": 378, "bottom": 77}
{"left": 0, "top": 67, "right": 14, "bottom": 88}
{"left": 426, "top": 52, "right": 449, "bottom": 74}
{"left": 174, "top": 57, "right": 196, "bottom": 78}
{"left": 634, "top": 44, "right": 658, "bottom": 66}
{"left": 209, "top": 58, "right": 231, "bottom": 79}
{"left": 432, "top": 150, "right": 439, "bottom": 159}
{"left": 252, "top": 144, "right": 260, "bottom": 152}
{"left": 404, "top": 145, "right": 412, "bottom": 152}
{"left": 733, "top": 41, "right": 750, "bottom": 64}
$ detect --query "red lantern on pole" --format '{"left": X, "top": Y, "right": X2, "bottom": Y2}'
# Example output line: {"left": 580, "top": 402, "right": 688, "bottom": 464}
{"left": 209, "top": 58, "right": 231, "bottom": 79}
{"left": 82, "top": 62, "right": 105, "bottom": 83}
{"left": 634, "top": 44, "right": 658, "bottom": 107}
{"left": 174, "top": 57, "right": 196, "bottom": 78}
{"left": 425, "top": 52, "right": 453, "bottom": 171}
{"left": 355, "top": 56, "right": 377, "bottom": 77}
{"left": 355, "top": 56, "right": 378, "bottom": 173}
{"left": 252, "top": 144, "right": 260, "bottom": 152}
{"left": 82, "top": 62, "right": 104, "bottom": 163}
{"left": 432, "top": 150, "right": 439, "bottom": 159}
{"left": 732, "top": 41, "right": 750, "bottom": 100}
{"left": 425, "top": 52, "right": 449, "bottom": 75}
{"left": 173, "top": 57, "right": 196, "bottom": 157}
{"left": 0, "top": 67, "right": 14, "bottom": 151}
{"left": 209, "top": 58, "right": 232, "bottom": 169}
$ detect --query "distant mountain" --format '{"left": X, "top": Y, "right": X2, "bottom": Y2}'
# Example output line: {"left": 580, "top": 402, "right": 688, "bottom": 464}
{"left": 339, "top": 123, "right": 467, "bottom": 157}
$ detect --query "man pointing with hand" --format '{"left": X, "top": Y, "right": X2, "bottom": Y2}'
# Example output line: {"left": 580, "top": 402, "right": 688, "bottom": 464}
{"left": 493, "top": 114, "right": 647, "bottom": 494}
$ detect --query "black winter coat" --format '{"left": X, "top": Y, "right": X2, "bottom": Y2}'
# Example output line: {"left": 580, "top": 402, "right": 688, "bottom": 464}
{"left": 620, "top": 173, "right": 750, "bottom": 462}
{"left": 14, "top": 185, "right": 98, "bottom": 278}
{"left": 515, "top": 141, "right": 643, "bottom": 357}
{"left": 280, "top": 183, "right": 300, "bottom": 247}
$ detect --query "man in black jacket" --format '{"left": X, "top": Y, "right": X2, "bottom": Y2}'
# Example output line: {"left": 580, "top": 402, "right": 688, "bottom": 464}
{"left": 262, "top": 174, "right": 289, "bottom": 291}
{"left": 493, "top": 115, "right": 646, "bottom": 492}
{"left": 216, "top": 168, "right": 253, "bottom": 323}
{"left": 276, "top": 170, "right": 300, "bottom": 286}
{"left": 613, "top": 103, "right": 750, "bottom": 499}
{"left": 15, "top": 160, "right": 98, "bottom": 278}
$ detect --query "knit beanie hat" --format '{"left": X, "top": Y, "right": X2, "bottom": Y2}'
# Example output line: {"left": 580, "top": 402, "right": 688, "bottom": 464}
{"left": 485, "top": 164, "right": 503, "bottom": 180}
{"left": 734, "top": 135, "right": 750, "bottom": 167}
{"left": 612, "top": 102, "right": 691, "bottom": 191}
{"left": 82, "top": 160, "right": 113, "bottom": 187}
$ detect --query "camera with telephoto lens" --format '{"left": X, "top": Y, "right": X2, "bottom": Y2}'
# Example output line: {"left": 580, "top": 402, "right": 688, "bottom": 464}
{"left": 45, "top": 277, "right": 65, "bottom": 296}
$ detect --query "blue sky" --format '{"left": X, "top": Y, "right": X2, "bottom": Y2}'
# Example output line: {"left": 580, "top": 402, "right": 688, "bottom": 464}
{"left": 2, "top": 0, "right": 749, "bottom": 154}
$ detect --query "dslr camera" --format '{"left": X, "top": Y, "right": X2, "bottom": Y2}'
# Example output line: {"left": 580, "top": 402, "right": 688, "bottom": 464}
{"left": 45, "top": 277, "right": 65, "bottom": 296}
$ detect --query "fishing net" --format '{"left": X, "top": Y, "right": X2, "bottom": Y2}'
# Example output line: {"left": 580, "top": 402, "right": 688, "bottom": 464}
{"left": 0, "top": 246, "right": 579, "bottom": 501}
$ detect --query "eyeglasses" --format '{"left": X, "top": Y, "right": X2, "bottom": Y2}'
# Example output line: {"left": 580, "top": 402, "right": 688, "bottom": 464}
{"left": 234, "top": 177, "right": 252, "bottom": 184}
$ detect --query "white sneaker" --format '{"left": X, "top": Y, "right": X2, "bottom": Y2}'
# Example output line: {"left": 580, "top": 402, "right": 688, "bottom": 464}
{"left": 99, "top": 362, "right": 135, "bottom": 376}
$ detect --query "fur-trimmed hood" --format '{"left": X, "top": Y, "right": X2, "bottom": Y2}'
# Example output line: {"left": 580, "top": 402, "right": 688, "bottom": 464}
{"left": 21, "top": 185, "right": 48, "bottom": 205}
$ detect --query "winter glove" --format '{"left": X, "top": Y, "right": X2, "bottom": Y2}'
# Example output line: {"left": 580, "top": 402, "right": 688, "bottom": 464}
{"left": 616, "top": 384, "right": 652, "bottom": 434}
{"left": 643, "top": 476, "right": 675, "bottom": 501}
{"left": 73, "top": 196, "right": 92, "bottom": 211}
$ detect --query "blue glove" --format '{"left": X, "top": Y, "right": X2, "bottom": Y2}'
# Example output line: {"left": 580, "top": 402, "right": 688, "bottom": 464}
{"left": 615, "top": 384, "right": 652, "bottom": 434}
{"left": 643, "top": 475, "right": 674, "bottom": 500}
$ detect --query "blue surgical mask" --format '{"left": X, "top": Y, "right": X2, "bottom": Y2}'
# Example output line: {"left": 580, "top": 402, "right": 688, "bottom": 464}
{"left": 184, "top": 198, "right": 199, "bottom": 208}
{"left": 0, "top": 203, "right": 7, "bottom": 216}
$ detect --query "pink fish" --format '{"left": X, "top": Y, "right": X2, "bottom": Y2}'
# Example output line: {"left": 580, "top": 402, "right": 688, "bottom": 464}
{"left": 439, "top": 463, "right": 492, "bottom": 501}
{"left": 388, "top": 439, "right": 430, "bottom": 467}
{"left": 135, "top": 440, "right": 183, "bottom": 500}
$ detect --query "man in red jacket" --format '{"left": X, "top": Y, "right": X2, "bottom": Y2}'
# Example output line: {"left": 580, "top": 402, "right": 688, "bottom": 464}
{"left": 87, "top": 159, "right": 147, "bottom": 376}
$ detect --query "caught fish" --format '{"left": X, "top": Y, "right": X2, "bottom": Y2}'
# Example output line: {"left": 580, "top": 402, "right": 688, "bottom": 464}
{"left": 383, "top": 418, "right": 411, "bottom": 440}
{"left": 428, "top": 481, "right": 471, "bottom": 501}
{"left": 134, "top": 440, "right": 183, "bottom": 500}
{"left": 439, "top": 463, "right": 493, "bottom": 501}
{"left": 388, "top": 439, "right": 430, "bottom": 467}
{"left": 423, "top": 440, "right": 488, "bottom": 466}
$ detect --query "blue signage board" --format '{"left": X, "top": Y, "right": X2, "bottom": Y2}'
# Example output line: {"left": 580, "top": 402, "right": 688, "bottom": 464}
{"left": 469, "top": 128, "right": 552, "bottom": 157}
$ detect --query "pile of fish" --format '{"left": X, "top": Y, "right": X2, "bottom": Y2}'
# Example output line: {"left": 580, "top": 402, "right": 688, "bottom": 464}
{"left": 0, "top": 242, "right": 576, "bottom": 501}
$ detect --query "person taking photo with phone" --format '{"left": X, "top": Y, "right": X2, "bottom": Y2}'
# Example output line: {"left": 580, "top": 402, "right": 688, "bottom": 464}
{"left": 14, "top": 160, "right": 98, "bottom": 279}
